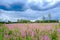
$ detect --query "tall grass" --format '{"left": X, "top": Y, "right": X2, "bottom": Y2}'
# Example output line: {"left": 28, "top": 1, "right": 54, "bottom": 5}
{"left": 0, "top": 23, "right": 60, "bottom": 40}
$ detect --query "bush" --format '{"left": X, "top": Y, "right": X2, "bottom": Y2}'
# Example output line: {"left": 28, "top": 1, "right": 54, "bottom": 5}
{"left": 35, "top": 20, "right": 59, "bottom": 23}
{"left": 17, "top": 19, "right": 31, "bottom": 23}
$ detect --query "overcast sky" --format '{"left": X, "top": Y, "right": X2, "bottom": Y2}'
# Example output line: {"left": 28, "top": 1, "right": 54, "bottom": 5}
{"left": 0, "top": 0, "right": 60, "bottom": 22}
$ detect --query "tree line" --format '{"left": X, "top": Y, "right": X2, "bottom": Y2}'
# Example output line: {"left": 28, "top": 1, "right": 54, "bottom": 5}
{"left": 0, "top": 13, "right": 59, "bottom": 24}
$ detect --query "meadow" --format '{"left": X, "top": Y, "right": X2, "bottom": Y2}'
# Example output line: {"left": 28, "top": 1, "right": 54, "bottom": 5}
{"left": 0, "top": 23, "right": 60, "bottom": 40}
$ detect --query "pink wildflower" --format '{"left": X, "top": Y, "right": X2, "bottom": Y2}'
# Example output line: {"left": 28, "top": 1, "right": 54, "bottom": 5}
{"left": 44, "top": 35, "right": 49, "bottom": 40}
{"left": 46, "top": 26, "right": 51, "bottom": 30}
{"left": 57, "top": 28, "right": 60, "bottom": 32}
{"left": 31, "top": 31, "right": 34, "bottom": 37}
{"left": 22, "top": 31, "right": 27, "bottom": 37}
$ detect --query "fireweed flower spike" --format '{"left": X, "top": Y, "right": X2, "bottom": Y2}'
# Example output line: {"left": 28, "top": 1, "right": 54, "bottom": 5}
{"left": 31, "top": 31, "right": 34, "bottom": 37}
{"left": 44, "top": 35, "right": 49, "bottom": 40}
{"left": 57, "top": 28, "right": 60, "bottom": 32}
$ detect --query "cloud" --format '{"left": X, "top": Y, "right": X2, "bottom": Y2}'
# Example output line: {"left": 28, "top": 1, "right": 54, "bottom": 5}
{"left": 0, "top": 0, "right": 60, "bottom": 11}
{"left": 0, "top": 2, "right": 28, "bottom": 11}
{"left": 0, "top": 7, "right": 60, "bottom": 22}
{"left": 0, "top": 0, "right": 28, "bottom": 11}
{"left": 29, "top": 0, "right": 60, "bottom": 11}
{"left": 0, "top": 0, "right": 60, "bottom": 22}
{"left": 10, "top": 2, "right": 28, "bottom": 11}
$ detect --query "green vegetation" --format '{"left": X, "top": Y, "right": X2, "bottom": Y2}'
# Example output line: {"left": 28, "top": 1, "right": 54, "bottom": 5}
{"left": 17, "top": 19, "right": 31, "bottom": 23}
{"left": 35, "top": 20, "right": 59, "bottom": 23}
{"left": 0, "top": 20, "right": 59, "bottom": 24}
{"left": 0, "top": 23, "right": 60, "bottom": 40}
{"left": 0, "top": 13, "right": 59, "bottom": 24}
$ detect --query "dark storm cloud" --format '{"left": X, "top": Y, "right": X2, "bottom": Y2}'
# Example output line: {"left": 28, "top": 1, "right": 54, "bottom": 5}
{"left": 0, "top": 0, "right": 60, "bottom": 11}
{"left": 0, "top": 2, "right": 27, "bottom": 11}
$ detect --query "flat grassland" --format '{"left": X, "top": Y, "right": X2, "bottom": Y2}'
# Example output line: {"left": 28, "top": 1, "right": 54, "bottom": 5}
{"left": 5, "top": 23, "right": 59, "bottom": 31}
{"left": 0, "top": 23, "right": 60, "bottom": 40}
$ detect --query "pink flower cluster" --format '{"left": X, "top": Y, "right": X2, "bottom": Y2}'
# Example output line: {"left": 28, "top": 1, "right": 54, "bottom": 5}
{"left": 57, "top": 28, "right": 60, "bottom": 32}
{"left": 44, "top": 35, "right": 49, "bottom": 40}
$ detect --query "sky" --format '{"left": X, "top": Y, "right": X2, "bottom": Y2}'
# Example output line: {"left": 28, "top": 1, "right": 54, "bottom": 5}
{"left": 0, "top": 0, "right": 60, "bottom": 22}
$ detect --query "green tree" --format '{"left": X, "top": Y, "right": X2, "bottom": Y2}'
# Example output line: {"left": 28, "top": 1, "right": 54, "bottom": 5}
{"left": 48, "top": 13, "right": 51, "bottom": 22}
{"left": 17, "top": 19, "right": 31, "bottom": 23}
{"left": 42, "top": 16, "right": 45, "bottom": 23}
{"left": 8, "top": 20, "right": 12, "bottom": 23}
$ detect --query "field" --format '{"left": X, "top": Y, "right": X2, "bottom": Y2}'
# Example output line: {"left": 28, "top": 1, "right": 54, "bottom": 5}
{"left": 5, "top": 23, "right": 59, "bottom": 32}
{"left": 0, "top": 23, "right": 60, "bottom": 40}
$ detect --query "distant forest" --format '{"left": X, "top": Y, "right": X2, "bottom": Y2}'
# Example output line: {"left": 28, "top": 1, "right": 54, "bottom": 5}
{"left": 0, "top": 13, "right": 59, "bottom": 24}
{"left": 0, "top": 19, "right": 59, "bottom": 24}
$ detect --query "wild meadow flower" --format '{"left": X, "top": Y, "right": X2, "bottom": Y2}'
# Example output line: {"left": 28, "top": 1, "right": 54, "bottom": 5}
{"left": 57, "top": 28, "right": 60, "bottom": 32}
{"left": 46, "top": 26, "right": 51, "bottom": 30}
{"left": 31, "top": 31, "right": 34, "bottom": 37}
{"left": 4, "top": 34, "right": 9, "bottom": 39}
{"left": 22, "top": 31, "right": 27, "bottom": 37}
{"left": 44, "top": 35, "right": 49, "bottom": 40}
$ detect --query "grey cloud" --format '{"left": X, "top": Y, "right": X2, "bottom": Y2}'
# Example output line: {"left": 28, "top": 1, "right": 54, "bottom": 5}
{"left": 0, "top": 0, "right": 60, "bottom": 11}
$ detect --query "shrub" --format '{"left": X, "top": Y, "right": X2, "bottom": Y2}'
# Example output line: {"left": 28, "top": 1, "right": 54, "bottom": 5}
{"left": 17, "top": 19, "right": 31, "bottom": 23}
